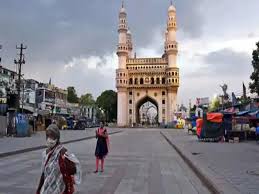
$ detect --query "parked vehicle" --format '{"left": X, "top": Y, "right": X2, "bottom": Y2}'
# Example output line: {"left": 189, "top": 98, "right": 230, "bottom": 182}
{"left": 66, "top": 117, "right": 75, "bottom": 129}
{"left": 74, "top": 119, "right": 87, "bottom": 130}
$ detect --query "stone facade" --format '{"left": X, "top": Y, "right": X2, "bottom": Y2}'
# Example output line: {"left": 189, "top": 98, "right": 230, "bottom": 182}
{"left": 116, "top": 3, "right": 179, "bottom": 127}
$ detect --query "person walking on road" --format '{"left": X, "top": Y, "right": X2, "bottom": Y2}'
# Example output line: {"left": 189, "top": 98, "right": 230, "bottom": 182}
{"left": 94, "top": 122, "right": 110, "bottom": 173}
{"left": 36, "top": 124, "right": 81, "bottom": 194}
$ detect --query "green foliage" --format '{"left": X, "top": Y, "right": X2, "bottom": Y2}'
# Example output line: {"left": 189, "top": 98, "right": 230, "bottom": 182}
{"left": 67, "top": 86, "right": 79, "bottom": 103}
{"left": 79, "top": 93, "right": 95, "bottom": 106}
{"left": 249, "top": 41, "right": 259, "bottom": 96}
{"left": 209, "top": 96, "right": 220, "bottom": 112}
{"left": 96, "top": 90, "right": 117, "bottom": 122}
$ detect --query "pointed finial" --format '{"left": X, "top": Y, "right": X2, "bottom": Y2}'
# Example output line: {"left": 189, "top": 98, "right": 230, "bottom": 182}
{"left": 122, "top": 1, "right": 124, "bottom": 8}
{"left": 170, "top": 0, "right": 173, "bottom": 5}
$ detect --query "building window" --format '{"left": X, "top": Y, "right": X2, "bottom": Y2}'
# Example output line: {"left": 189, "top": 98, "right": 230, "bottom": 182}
{"left": 129, "top": 109, "right": 132, "bottom": 114}
{"left": 156, "top": 78, "right": 160, "bottom": 84}
{"left": 137, "top": 93, "right": 140, "bottom": 96}
{"left": 140, "top": 78, "right": 144, "bottom": 84}
{"left": 129, "top": 100, "right": 132, "bottom": 104}
{"left": 135, "top": 78, "right": 138, "bottom": 84}
{"left": 129, "top": 78, "right": 133, "bottom": 85}
{"left": 162, "top": 100, "right": 165, "bottom": 104}
{"left": 129, "top": 91, "right": 132, "bottom": 95}
{"left": 162, "top": 78, "right": 166, "bottom": 84}
{"left": 172, "top": 72, "right": 175, "bottom": 76}
{"left": 151, "top": 77, "right": 155, "bottom": 84}
{"left": 162, "top": 91, "right": 165, "bottom": 95}
{"left": 175, "top": 72, "right": 178, "bottom": 76}
{"left": 154, "top": 93, "right": 157, "bottom": 97}
{"left": 162, "top": 109, "right": 165, "bottom": 114}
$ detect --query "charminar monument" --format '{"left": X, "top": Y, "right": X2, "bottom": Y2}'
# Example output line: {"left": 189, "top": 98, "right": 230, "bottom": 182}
{"left": 116, "top": 2, "right": 179, "bottom": 127}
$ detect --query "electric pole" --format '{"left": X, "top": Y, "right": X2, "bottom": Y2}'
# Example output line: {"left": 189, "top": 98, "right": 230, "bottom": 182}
{"left": 14, "top": 43, "right": 27, "bottom": 113}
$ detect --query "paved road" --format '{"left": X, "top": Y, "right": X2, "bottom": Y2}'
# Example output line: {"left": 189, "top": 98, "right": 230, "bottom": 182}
{"left": 0, "top": 129, "right": 105, "bottom": 155}
{"left": 165, "top": 129, "right": 259, "bottom": 194}
{"left": 0, "top": 128, "right": 210, "bottom": 194}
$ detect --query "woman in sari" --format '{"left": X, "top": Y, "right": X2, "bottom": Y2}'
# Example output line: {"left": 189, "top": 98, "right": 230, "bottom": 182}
{"left": 94, "top": 122, "right": 109, "bottom": 173}
{"left": 36, "top": 124, "right": 81, "bottom": 194}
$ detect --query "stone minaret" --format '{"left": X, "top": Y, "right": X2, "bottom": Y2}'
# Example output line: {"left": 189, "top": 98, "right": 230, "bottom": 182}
{"left": 116, "top": 3, "right": 129, "bottom": 126}
{"left": 165, "top": 2, "right": 179, "bottom": 122}
{"left": 127, "top": 29, "right": 133, "bottom": 58}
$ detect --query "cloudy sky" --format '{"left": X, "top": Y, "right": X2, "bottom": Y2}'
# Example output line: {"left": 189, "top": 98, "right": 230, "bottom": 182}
{"left": 0, "top": 0, "right": 258, "bottom": 105}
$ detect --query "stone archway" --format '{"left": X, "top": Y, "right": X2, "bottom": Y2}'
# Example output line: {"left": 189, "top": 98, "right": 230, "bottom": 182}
{"left": 135, "top": 96, "right": 159, "bottom": 126}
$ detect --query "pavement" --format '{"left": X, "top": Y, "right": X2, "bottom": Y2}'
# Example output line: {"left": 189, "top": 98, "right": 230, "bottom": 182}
{"left": 0, "top": 128, "right": 210, "bottom": 194}
{"left": 162, "top": 129, "right": 259, "bottom": 194}
{"left": 0, "top": 128, "right": 120, "bottom": 157}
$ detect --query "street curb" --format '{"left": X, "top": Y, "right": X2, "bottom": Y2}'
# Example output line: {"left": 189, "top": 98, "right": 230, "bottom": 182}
{"left": 160, "top": 131, "right": 220, "bottom": 194}
{"left": 0, "top": 130, "right": 122, "bottom": 159}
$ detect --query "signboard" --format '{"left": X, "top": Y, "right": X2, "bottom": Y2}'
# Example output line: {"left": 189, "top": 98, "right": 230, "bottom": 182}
{"left": 196, "top": 97, "right": 209, "bottom": 106}
{"left": 0, "top": 97, "right": 7, "bottom": 104}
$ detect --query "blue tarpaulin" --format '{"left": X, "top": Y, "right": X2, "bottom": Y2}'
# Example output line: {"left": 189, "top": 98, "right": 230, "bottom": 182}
{"left": 16, "top": 113, "right": 29, "bottom": 137}
{"left": 236, "top": 110, "right": 250, "bottom": 116}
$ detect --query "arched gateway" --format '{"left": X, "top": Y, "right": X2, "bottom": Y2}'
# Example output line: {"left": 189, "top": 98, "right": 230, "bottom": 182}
{"left": 136, "top": 96, "right": 159, "bottom": 125}
{"left": 116, "top": 3, "right": 180, "bottom": 127}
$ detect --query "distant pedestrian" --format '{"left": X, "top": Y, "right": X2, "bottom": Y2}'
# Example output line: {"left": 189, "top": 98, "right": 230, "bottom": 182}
{"left": 94, "top": 122, "right": 110, "bottom": 173}
{"left": 36, "top": 124, "right": 81, "bottom": 194}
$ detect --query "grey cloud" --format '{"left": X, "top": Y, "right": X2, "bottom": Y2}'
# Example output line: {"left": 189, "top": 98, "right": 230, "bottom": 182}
{"left": 203, "top": 49, "right": 251, "bottom": 75}
{"left": 0, "top": 0, "right": 205, "bottom": 66}
{"left": 187, "top": 49, "right": 251, "bottom": 78}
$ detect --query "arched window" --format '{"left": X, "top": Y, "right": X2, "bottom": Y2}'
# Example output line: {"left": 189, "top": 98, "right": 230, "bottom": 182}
{"left": 162, "top": 77, "right": 166, "bottom": 84}
{"left": 135, "top": 78, "right": 138, "bottom": 84}
{"left": 151, "top": 77, "right": 155, "bottom": 84}
{"left": 129, "top": 78, "right": 133, "bottom": 85}
{"left": 140, "top": 78, "right": 144, "bottom": 84}
{"left": 156, "top": 77, "right": 160, "bottom": 84}
{"left": 172, "top": 79, "right": 175, "bottom": 83}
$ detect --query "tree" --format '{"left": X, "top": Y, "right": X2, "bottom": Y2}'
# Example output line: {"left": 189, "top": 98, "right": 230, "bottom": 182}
{"left": 209, "top": 96, "right": 220, "bottom": 112}
{"left": 96, "top": 90, "right": 117, "bottom": 122}
{"left": 67, "top": 87, "right": 79, "bottom": 103}
{"left": 249, "top": 41, "right": 259, "bottom": 96}
{"left": 79, "top": 93, "right": 95, "bottom": 106}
